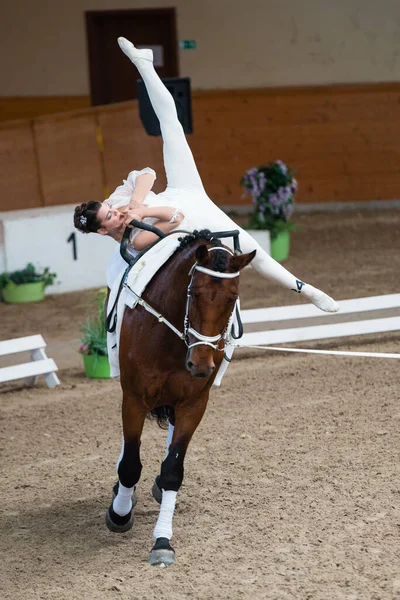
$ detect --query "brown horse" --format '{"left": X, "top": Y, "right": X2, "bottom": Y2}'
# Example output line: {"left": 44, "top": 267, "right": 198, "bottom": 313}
{"left": 105, "top": 229, "right": 256, "bottom": 566}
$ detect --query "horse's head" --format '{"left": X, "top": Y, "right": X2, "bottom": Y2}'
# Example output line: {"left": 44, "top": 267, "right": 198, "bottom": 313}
{"left": 185, "top": 242, "right": 256, "bottom": 378}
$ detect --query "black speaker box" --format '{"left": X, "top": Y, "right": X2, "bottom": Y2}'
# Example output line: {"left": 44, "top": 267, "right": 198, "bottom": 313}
{"left": 137, "top": 77, "right": 193, "bottom": 136}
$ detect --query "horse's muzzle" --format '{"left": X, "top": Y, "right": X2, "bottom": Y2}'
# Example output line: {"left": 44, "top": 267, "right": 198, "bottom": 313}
{"left": 186, "top": 352, "right": 215, "bottom": 378}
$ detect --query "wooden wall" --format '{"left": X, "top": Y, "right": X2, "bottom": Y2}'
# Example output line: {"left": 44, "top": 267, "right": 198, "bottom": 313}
{"left": 192, "top": 83, "right": 400, "bottom": 204}
{"left": 1, "top": 83, "right": 400, "bottom": 212}
{"left": 0, "top": 97, "right": 90, "bottom": 122}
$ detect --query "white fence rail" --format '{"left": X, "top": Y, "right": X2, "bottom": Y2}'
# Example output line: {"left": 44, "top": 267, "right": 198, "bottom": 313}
{"left": 237, "top": 294, "right": 400, "bottom": 347}
{"left": 0, "top": 335, "right": 60, "bottom": 388}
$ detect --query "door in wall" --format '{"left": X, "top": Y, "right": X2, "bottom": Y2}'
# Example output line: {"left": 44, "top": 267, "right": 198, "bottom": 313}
{"left": 85, "top": 8, "right": 179, "bottom": 105}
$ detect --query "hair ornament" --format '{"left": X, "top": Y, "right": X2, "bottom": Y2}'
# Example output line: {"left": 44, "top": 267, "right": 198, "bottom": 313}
{"left": 80, "top": 215, "right": 87, "bottom": 226}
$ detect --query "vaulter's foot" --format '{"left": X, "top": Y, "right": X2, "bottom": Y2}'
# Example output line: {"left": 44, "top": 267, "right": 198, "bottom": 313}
{"left": 302, "top": 284, "right": 340, "bottom": 313}
{"left": 117, "top": 37, "right": 153, "bottom": 64}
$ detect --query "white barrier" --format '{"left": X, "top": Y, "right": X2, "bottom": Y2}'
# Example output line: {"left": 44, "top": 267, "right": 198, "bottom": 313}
{"left": 0, "top": 335, "right": 60, "bottom": 388}
{"left": 0, "top": 205, "right": 117, "bottom": 293}
{"left": 237, "top": 294, "right": 400, "bottom": 347}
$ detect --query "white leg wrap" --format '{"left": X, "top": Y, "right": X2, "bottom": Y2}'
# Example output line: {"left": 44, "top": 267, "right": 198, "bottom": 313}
{"left": 213, "top": 299, "right": 239, "bottom": 387}
{"left": 164, "top": 423, "right": 174, "bottom": 459}
{"left": 213, "top": 343, "right": 235, "bottom": 387}
{"left": 153, "top": 490, "right": 178, "bottom": 540}
{"left": 113, "top": 482, "right": 135, "bottom": 516}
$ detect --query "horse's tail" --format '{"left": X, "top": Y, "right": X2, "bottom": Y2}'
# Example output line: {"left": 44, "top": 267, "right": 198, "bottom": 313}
{"left": 148, "top": 405, "right": 173, "bottom": 429}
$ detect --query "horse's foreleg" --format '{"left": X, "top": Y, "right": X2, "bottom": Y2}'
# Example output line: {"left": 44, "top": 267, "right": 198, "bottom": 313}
{"left": 164, "top": 408, "right": 175, "bottom": 459}
{"left": 149, "top": 399, "right": 208, "bottom": 566}
{"left": 164, "top": 421, "right": 175, "bottom": 459}
{"left": 151, "top": 416, "right": 175, "bottom": 505}
{"left": 105, "top": 398, "right": 147, "bottom": 533}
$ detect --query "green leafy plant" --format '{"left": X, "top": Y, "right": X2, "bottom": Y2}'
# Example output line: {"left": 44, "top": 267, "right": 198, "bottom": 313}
{"left": 79, "top": 288, "right": 108, "bottom": 357}
{"left": 241, "top": 160, "right": 298, "bottom": 239}
{"left": 0, "top": 263, "right": 56, "bottom": 289}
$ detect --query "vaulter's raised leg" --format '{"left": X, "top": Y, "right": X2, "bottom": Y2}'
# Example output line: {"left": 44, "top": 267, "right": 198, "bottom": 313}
{"left": 106, "top": 398, "right": 147, "bottom": 533}
{"left": 190, "top": 202, "right": 339, "bottom": 313}
{"left": 148, "top": 399, "right": 208, "bottom": 567}
{"left": 118, "top": 37, "right": 205, "bottom": 193}
{"left": 238, "top": 228, "right": 339, "bottom": 312}
{"left": 117, "top": 37, "right": 339, "bottom": 314}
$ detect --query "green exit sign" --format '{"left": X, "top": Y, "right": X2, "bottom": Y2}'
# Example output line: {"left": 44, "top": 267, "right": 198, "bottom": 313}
{"left": 179, "top": 40, "right": 197, "bottom": 50}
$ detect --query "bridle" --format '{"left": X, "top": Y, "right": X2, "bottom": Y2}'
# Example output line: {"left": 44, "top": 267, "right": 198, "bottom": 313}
{"left": 106, "top": 223, "right": 244, "bottom": 351}
{"left": 124, "top": 245, "right": 240, "bottom": 351}
{"left": 184, "top": 247, "right": 239, "bottom": 350}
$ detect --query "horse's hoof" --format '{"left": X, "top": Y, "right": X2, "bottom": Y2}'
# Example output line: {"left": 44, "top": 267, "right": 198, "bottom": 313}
{"left": 112, "top": 481, "right": 138, "bottom": 508}
{"left": 148, "top": 537, "right": 176, "bottom": 567}
{"left": 151, "top": 476, "right": 162, "bottom": 504}
{"left": 105, "top": 504, "right": 133, "bottom": 533}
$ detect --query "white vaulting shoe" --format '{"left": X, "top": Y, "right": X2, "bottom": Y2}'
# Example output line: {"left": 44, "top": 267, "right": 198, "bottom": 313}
{"left": 303, "top": 284, "right": 340, "bottom": 313}
{"left": 117, "top": 37, "right": 153, "bottom": 63}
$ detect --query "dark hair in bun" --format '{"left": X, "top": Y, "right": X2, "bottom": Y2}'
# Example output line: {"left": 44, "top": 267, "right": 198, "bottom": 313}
{"left": 73, "top": 201, "right": 102, "bottom": 233}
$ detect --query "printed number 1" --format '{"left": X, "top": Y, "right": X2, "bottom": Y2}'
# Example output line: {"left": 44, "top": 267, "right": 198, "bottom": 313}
{"left": 67, "top": 232, "right": 77, "bottom": 260}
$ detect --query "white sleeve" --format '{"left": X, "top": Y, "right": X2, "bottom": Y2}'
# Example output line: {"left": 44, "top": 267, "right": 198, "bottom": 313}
{"left": 105, "top": 168, "right": 156, "bottom": 209}
{"left": 126, "top": 167, "right": 156, "bottom": 188}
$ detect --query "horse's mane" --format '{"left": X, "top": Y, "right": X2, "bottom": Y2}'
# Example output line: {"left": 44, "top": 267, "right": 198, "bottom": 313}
{"left": 177, "top": 229, "right": 228, "bottom": 272}
{"left": 177, "top": 229, "right": 217, "bottom": 249}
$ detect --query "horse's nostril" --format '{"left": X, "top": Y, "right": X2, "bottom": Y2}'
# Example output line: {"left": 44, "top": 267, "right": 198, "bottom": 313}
{"left": 187, "top": 360, "right": 194, "bottom": 370}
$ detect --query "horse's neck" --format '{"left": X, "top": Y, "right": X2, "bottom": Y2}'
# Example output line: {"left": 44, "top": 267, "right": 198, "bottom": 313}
{"left": 147, "top": 244, "right": 199, "bottom": 319}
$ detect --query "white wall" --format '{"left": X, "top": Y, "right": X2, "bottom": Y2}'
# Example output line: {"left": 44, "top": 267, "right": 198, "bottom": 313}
{"left": 1, "top": 0, "right": 400, "bottom": 95}
{"left": 0, "top": 206, "right": 117, "bottom": 293}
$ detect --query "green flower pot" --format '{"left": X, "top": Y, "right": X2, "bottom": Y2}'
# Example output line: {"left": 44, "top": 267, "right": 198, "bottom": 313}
{"left": 2, "top": 280, "right": 46, "bottom": 303}
{"left": 83, "top": 354, "right": 111, "bottom": 379}
{"left": 270, "top": 230, "right": 291, "bottom": 262}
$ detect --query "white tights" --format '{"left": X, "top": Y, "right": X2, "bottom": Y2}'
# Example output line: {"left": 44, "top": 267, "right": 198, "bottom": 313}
{"left": 120, "top": 42, "right": 339, "bottom": 310}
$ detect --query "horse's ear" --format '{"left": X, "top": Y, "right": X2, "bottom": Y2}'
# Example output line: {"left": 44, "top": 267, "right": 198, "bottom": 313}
{"left": 231, "top": 249, "right": 257, "bottom": 271}
{"left": 195, "top": 244, "right": 209, "bottom": 263}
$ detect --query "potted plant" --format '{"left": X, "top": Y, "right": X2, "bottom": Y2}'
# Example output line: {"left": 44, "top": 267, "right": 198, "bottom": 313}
{"left": 79, "top": 288, "right": 110, "bottom": 379}
{"left": 0, "top": 263, "right": 56, "bottom": 303}
{"left": 241, "top": 160, "right": 298, "bottom": 261}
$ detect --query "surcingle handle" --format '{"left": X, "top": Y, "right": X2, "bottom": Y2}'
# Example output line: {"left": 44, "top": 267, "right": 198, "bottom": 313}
{"left": 120, "top": 219, "right": 166, "bottom": 264}
{"left": 209, "top": 229, "right": 242, "bottom": 255}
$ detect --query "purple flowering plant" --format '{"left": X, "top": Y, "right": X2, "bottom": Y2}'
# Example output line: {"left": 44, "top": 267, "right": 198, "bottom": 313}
{"left": 241, "top": 160, "right": 298, "bottom": 238}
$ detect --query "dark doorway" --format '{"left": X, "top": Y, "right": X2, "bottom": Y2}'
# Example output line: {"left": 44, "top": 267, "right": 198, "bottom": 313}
{"left": 85, "top": 8, "right": 179, "bottom": 105}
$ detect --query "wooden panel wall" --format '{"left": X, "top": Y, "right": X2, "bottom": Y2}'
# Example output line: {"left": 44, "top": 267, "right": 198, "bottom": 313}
{"left": 190, "top": 83, "right": 400, "bottom": 205}
{"left": 0, "top": 120, "right": 43, "bottom": 210}
{"left": 96, "top": 101, "right": 166, "bottom": 197}
{"left": 0, "top": 97, "right": 90, "bottom": 122}
{"left": 1, "top": 83, "right": 400, "bottom": 212}
{"left": 33, "top": 110, "right": 104, "bottom": 207}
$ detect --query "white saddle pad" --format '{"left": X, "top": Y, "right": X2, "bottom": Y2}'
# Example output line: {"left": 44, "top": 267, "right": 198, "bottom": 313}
{"left": 106, "top": 235, "right": 181, "bottom": 378}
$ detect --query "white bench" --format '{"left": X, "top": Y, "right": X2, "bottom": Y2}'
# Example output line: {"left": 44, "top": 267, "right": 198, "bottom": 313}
{"left": 0, "top": 335, "right": 60, "bottom": 388}
{"left": 238, "top": 294, "right": 400, "bottom": 346}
